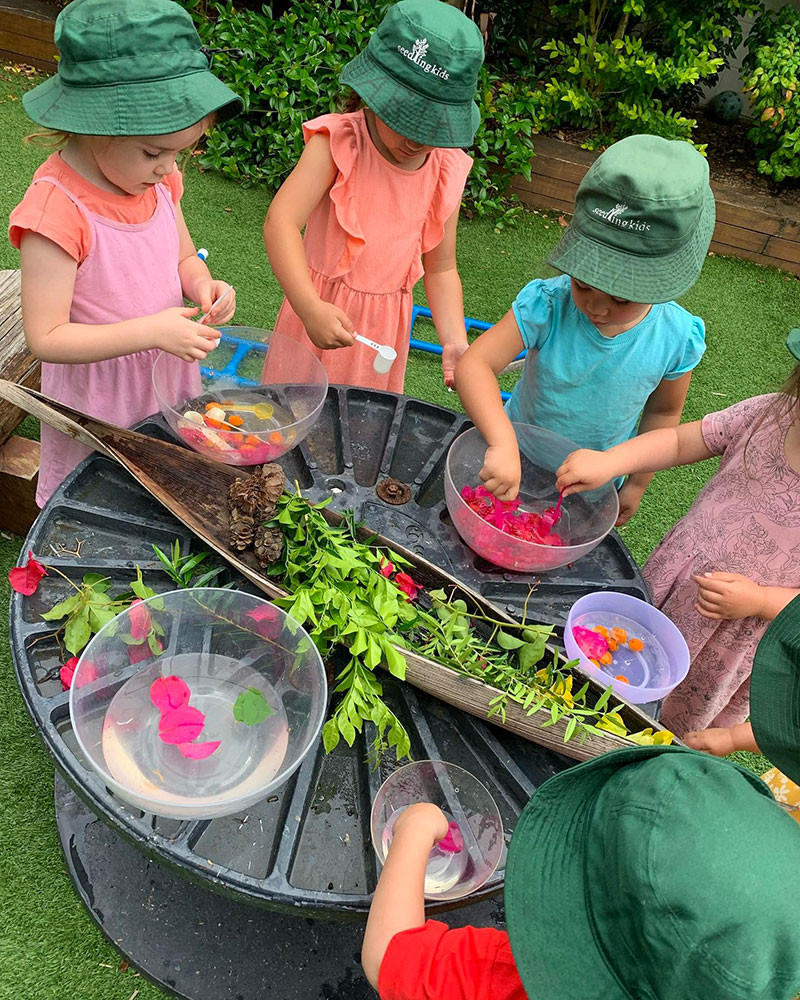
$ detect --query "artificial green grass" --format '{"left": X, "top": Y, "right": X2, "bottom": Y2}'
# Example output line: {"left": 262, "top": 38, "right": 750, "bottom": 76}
{"left": 0, "top": 65, "right": 788, "bottom": 997}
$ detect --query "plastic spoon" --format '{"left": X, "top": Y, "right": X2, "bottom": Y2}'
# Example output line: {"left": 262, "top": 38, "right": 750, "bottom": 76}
{"left": 199, "top": 285, "right": 234, "bottom": 325}
{"left": 221, "top": 402, "right": 275, "bottom": 420}
{"left": 354, "top": 333, "right": 397, "bottom": 374}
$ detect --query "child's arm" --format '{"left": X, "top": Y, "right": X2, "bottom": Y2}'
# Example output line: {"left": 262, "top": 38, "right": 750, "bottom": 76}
{"left": 19, "top": 233, "right": 220, "bottom": 364}
{"left": 174, "top": 204, "right": 236, "bottom": 325}
{"left": 615, "top": 372, "right": 692, "bottom": 524}
{"left": 454, "top": 312, "right": 527, "bottom": 501}
{"left": 694, "top": 574, "right": 800, "bottom": 621}
{"left": 422, "top": 208, "right": 467, "bottom": 388}
{"left": 263, "top": 134, "right": 355, "bottom": 350}
{"left": 684, "top": 721, "right": 760, "bottom": 757}
{"left": 362, "top": 803, "right": 449, "bottom": 990}
{"left": 556, "top": 417, "right": 713, "bottom": 495}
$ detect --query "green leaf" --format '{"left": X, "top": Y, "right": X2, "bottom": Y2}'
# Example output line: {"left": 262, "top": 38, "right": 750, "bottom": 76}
{"left": 322, "top": 717, "right": 340, "bottom": 753}
{"left": 64, "top": 614, "right": 92, "bottom": 655}
{"left": 564, "top": 717, "right": 578, "bottom": 743}
{"left": 496, "top": 631, "right": 527, "bottom": 650}
{"left": 88, "top": 606, "right": 118, "bottom": 631}
{"left": 41, "top": 593, "right": 83, "bottom": 621}
{"left": 83, "top": 573, "right": 111, "bottom": 591}
{"left": 233, "top": 687, "right": 274, "bottom": 726}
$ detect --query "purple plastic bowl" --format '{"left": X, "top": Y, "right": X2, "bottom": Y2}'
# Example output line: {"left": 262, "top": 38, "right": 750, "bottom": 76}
{"left": 564, "top": 591, "right": 690, "bottom": 704}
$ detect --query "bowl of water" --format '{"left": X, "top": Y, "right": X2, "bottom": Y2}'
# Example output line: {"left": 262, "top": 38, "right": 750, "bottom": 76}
{"left": 444, "top": 423, "right": 619, "bottom": 573}
{"left": 69, "top": 588, "right": 328, "bottom": 819}
{"left": 153, "top": 327, "right": 328, "bottom": 466}
{"left": 370, "top": 760, "right": 504, "bottom": 902}
{"left": 564, "top": 591, "right": 690, "bottom": 704}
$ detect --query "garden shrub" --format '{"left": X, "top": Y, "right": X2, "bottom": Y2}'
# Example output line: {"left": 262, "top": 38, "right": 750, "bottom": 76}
{"left": 742, "top": 3, "right": 800, "bottom": 181}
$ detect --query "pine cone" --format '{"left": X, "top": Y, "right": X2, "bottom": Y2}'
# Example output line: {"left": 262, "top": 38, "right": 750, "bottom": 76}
{"left": 255, "top": 463, "right": 286, "bottom": 506}
{"left": 254, "top": 523, "right": 283, "bottom": 567}
{"left": 228, "top": 476, "right": 264, "bottom": 518}
{"left": 229, "top": 508, "right": 255, "bottom": 551}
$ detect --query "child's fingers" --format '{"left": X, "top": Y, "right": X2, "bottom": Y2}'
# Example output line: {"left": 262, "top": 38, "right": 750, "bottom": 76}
{"left": 695, "top": 601, "right": 723, "bottom": 620}
{"left": 694, "top": 575, "right": 731, "bottom": 597}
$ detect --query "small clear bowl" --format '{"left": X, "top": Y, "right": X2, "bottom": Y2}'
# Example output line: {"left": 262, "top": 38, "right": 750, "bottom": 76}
{"left": 153, "top": 327, "right": 327, "bottom": 466}
{"left": 70, "top": 588, "right": 328, "bottom": 819}
{"left": 370, "top": 760, "right": 504, "bottom": 902}
{"left": 445, "top": 423, "right": 619, "bottom": 573}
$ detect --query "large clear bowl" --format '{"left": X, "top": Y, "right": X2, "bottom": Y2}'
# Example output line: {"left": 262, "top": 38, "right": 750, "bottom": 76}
{"left": 70, "top": 588, "right": 328, "bottom": 819}
{"left": 445, "top": 423, "right": 619, "bottom": 573}
{"left": 153, "top": 327, "right": 328, "bottom": 466}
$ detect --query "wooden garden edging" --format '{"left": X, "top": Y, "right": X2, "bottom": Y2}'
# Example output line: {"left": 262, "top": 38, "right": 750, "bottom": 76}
{"left": 511, "top": 134, "right": 800, "bottom": 277}
{"left": 0, "top": 0, "right": 57, "bottom": 72}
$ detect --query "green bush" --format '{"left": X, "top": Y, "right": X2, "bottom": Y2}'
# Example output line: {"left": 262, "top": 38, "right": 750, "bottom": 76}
{"left": 742, "top": 3, "right": 800, "bottom": 181}
{"left": 519, "top": 0, "right": 762, "bottom": 147}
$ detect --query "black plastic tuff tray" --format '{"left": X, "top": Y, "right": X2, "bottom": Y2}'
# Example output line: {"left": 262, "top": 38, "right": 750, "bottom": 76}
{"left": 9, "top": 387, "right": 650, "bottom": 918}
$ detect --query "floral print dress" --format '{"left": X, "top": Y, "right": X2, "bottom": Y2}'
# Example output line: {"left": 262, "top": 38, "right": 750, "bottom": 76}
{"left": 644, "top": 394, "right": 800, "bottom": 734}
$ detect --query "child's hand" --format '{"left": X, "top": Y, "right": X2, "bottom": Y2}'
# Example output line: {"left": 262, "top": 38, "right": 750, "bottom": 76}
{"left": 149, "top": 306, "right": 220, "bottom": 362}
{"left": 303, "top": 301, "right": 356, "bottom": 350}
{"left": 694, "top": 572, "right": 764, "bottom": 620}
{"left": 684, "top": 726, "right": 738, "bottom": 757}
{"left": 391, "top": 803, "right": 450, "bottom": 850}
{"left": 480, "top": 443, "right": 521, "bottom": 501}
{"left": 441, "top": 341, "right": 468, "bottom": 389}
{"left": 196, "top": 280, "right": 236, "bottom": 326}
{"left": 616, "top": 479, "right": 646, "bottom": 526}
{"left": 556, "top": 448, "right": 612, "bottom": 495}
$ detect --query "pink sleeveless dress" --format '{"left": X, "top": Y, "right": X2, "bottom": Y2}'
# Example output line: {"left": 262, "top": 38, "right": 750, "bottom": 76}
{"left": 32, "top": 178, "right": 201, "bottom": 506}
{"left": 268, "top": 111, "right": 472, "bottom": 392}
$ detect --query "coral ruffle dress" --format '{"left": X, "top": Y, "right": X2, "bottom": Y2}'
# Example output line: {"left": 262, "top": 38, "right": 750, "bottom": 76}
{"left": 269, "top": 111, "right": 472, "bottom": 392}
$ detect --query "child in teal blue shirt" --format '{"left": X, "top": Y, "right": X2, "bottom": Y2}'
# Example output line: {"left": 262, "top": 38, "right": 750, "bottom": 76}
{"left": 455, "top": 134, "right": 715, "bottom": 524}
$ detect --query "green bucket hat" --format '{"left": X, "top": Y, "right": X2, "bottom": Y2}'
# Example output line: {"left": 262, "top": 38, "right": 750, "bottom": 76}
{"left": 506, "top": 745, "right": 800, "bottom": 1000}
{"left": 23, "top": 0, "right": 242, "bottom": 136}
{"left": 751, "top": 593, "right": 800, "bottom": 786}
{"left": 787, "top": 329, "right": 800, "bottom": 360}
{"left": 340, "top": 0, "right": 484, "bottom": 148}
{"left": 548, "top": 134, "right": 716, "bottom": 303}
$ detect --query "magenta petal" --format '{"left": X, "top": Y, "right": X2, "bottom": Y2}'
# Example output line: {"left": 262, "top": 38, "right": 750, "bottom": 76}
{"left": 177, "top": 739, "right": 221, "bottom": 760}
{"left": 437, "top": 821, "right": 464, "bottom": 854}
{"left": 158, "top": 705, "right": 206, "bottom": 745}
{"left": 128, "top": 599, "right": 152, "bottom": 640}
{"left": 572, "top": 626, "right": 609, "bottom": 660}
{"left": 150, "top": 675, "right": 191, "bottom": 713}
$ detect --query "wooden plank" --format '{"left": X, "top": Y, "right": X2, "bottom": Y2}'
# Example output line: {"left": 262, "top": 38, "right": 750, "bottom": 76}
{"left": 513, "top": 172, "right": 577, "bottom": 206}
{"left": 712, "top": 220, "right": 769, "bottom": 254}
{"left": 714, "top": 196, "right": 784, "bottom": 236}
{"left": 0, "top": 45, "right": 54, "bottom": 70}
{"left": 0, "top": 434, "right": 39, "bottom": 535}
{"left": 710, "top": 240, "right": 800, "bottom": 275}
{"left": 529, "top": 151, "right": 590, "bottom": 186}
{"left": 511, "top": 184, "right": 573, "bottom": 215}
{"left": 764, "top": 235, "right": 800, "bottom": 265}
{"left": 0, "top": 269, "right": 41, "bottom": 446}
{"left": 0, "top": 27, "right": 56, "bottom": 61}
{"left": 0, "top": 6, "right": 57, "bottom": 41}
{"left": 779, "top": 219, "right": 800, "bottom": 242}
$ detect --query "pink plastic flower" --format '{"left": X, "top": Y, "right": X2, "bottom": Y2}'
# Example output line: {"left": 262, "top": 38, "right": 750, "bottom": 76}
{"left": 8, "top": 551, "right": 48, "bottom": 595}
{"left": 437, "top": 821, "right": 464, "bottom": 854}
{"left": 158, "top": 705, "right": 206, "bottom": 745}
{"left": 177, "top": 739, "right": 221, "bottom": 760}
{"left": 59, "top": 657, "right": 79, "bottom": 691}
{"left": 395, "top": 571, "right": 422, "bottom": 601}
{"left": 379, "top": 557, "right": 395, "bottom": 578}
{"left": 150, "top": 675, "right": 191, "bottom": 713}
{"left": 128, "top": 599, "right": 151, "bottom": 640}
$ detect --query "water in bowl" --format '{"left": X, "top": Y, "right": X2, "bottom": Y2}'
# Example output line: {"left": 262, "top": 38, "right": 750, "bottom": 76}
{"left": 381, "top": 807, "right": 469, "bottom": 895}
{"left": 101, "top": 653, "right": 289, "bottom": 810}
{"left": 574, "top": 612, "right": 669, "bottom": 689}
{"left": 201, "top": 391, "right": 298, "bottom": 438}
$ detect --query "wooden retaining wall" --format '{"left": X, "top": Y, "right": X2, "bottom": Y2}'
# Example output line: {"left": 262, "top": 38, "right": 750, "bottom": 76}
{"left": 511, "top": 135, "right": 800, "bottom": 277}
{"left": 0, "top": 0, "right": 57, "bottom": 72}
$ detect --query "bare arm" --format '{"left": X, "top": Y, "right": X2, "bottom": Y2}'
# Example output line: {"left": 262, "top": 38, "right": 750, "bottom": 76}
{"left": 19, "top": 232, "right": 219, "bottom": 364}
{"left": 362, "top": 803, "right": 448, "bottom": 989}
{"left": 422, "top": 208, "right": 467, "bottom": 388}
{"left": 615, "top": 372, "right": 693, "bottom": 524}
{"left": 175, "top": 203, "right": 235, "bottom": 323}
{"left": 454, "top": 310, "right": 526, "bottom": 500}
{"left": 263, "top": 133, "right": 354, "bottom": 349}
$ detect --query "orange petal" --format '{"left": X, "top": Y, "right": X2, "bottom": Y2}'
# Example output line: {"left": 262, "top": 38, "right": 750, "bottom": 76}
{"left": 615, "top": 674, "right": 630, "bottom": 684}
{"left": 628, "top": 638, "right": 644, "bottom": 652}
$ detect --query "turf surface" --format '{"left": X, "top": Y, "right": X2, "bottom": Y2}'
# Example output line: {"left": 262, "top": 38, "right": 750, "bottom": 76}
{"left": 0, "top": 66, "right": 789, "bottom": 998}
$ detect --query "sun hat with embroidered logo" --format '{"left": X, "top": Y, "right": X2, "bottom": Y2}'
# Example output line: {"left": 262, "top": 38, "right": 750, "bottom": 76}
{"left": 548, "top": 134, "right": 716, "bottom": 304}
{"left": 339, "top": 0, "right": 484, "bottom": 149}
{"left": 22, "top": 0, "right": 243, "bottom": 137}
{"left": 505, "top": 745, "right": 800, "bottom": 1000}
{"left": 750, "top": 593, "right": 800, "bottom": 788}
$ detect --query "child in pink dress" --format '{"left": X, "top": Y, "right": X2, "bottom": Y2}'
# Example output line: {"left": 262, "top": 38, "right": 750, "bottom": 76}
{"left": 263, "top": 0, "right": 484, "bottom": 392}
{"left": 556, "top": 351, "right": 800, "bottom": 738}
{"left": 8, "top": 0, "right": 241, "bottom": 505}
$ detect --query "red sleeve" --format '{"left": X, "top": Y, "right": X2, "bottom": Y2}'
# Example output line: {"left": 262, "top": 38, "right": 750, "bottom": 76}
{"left": 377, "top": 920, "right": 527, "bottom": 1000}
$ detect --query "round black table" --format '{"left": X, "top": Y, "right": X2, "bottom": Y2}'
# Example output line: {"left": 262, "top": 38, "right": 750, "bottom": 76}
{"left": 10, "top": 388, "right": 649, "bottom": 999}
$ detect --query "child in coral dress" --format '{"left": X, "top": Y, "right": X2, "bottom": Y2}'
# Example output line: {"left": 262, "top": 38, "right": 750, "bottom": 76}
{"left": 9, "top": 0, "right": 241, "bottom": 506}
{"left": 556, "top": 341, "right": 800, "bottom": 737}
{"left": 263, "top": 0, "right": 484, "bottom": 392}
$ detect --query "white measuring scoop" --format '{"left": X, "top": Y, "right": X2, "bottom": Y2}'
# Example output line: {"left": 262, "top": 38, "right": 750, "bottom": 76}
{"left": 354, "top": 333, "right": 397, "bottom": 374}
{"left": 199, "top": 285, "right": 234, "bottom": 326}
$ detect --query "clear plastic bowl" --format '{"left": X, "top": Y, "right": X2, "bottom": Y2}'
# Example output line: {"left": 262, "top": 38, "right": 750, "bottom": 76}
{"left": 564, "top": 591, "right": 690, "bottom": 704}
{"left": 153, "top": 327, "right": 328, "bottom": 466}
{"left": 444, "top": 423, "right": 619, "bottom": 572}
{"left": 69, "top": 588, "right": 328, "bottom": 819}
{"left": 370, "top": 760, "right": 504, "bottom": 902}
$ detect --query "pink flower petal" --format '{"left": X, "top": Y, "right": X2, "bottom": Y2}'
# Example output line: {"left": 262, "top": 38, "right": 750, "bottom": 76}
{"left": 158, "top": 705, "right": 206, "bottom": 744}
{"left": 437, "top": 821, "right": 464, "bottom": 854}
{"left": 379, "top": 558, "right": 395, "bottom": 578}
{"left": 245, "top": 604, "right": 282, "bottom": 639}
{"left": 9, "top": 551, "right": 48, "bottom": 595}
{"left": 572, "top": 626, "right": 609, "bottom": 660}
{"left": 128, "top": 641, "right": 153, "bottom": 665}
{"left": 128, "top": 599, "right": 151, "bottom": 640}
{"left": 395, "top": 571, "right": 422, "bottom": 600}
{"left": 177, "top": 739, "right": 221, "bottom": 760}
{"left": 150, "top": 675, "right": 191, "bottom": 713}
{"left": 59, "top": 657, "right": 79, "bottom": 691}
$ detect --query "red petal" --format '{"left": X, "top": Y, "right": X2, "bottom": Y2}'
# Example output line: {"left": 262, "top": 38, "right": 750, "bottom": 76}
{"left": 128, "top": 599, "right": 151, "bottom": 640}
{"left": 177, "top": 739, "right": 221, "bottom": 760}
{"left": 59, "top": 657, "right": 79, "bottom": 691}
{"left": 158, "top": 705, "right": 206, "bottom": 745}
{"left": 8, "top": 551, "right": 48, "bottom": 595}
{"left": 245, "top": 604, "right": 282, "bottom": 639}
{"left": 437, "top": 821, "right": 464, "bottom": 854}
{"left": 150, "top": 675, "right": 191, "bottom": 713}
{"left": 128, "top": 641, "right": 152, "bottom": 665}
{"left": 395, "top": 571, "right": 422, "bottom": 600}
{"left": 379, "top": 558, "right": 395, "bottom": 578}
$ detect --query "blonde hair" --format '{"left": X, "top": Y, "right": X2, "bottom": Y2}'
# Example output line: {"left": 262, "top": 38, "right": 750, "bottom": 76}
{"left": 25, "top": 128, "right": 73, "bottom": 148}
